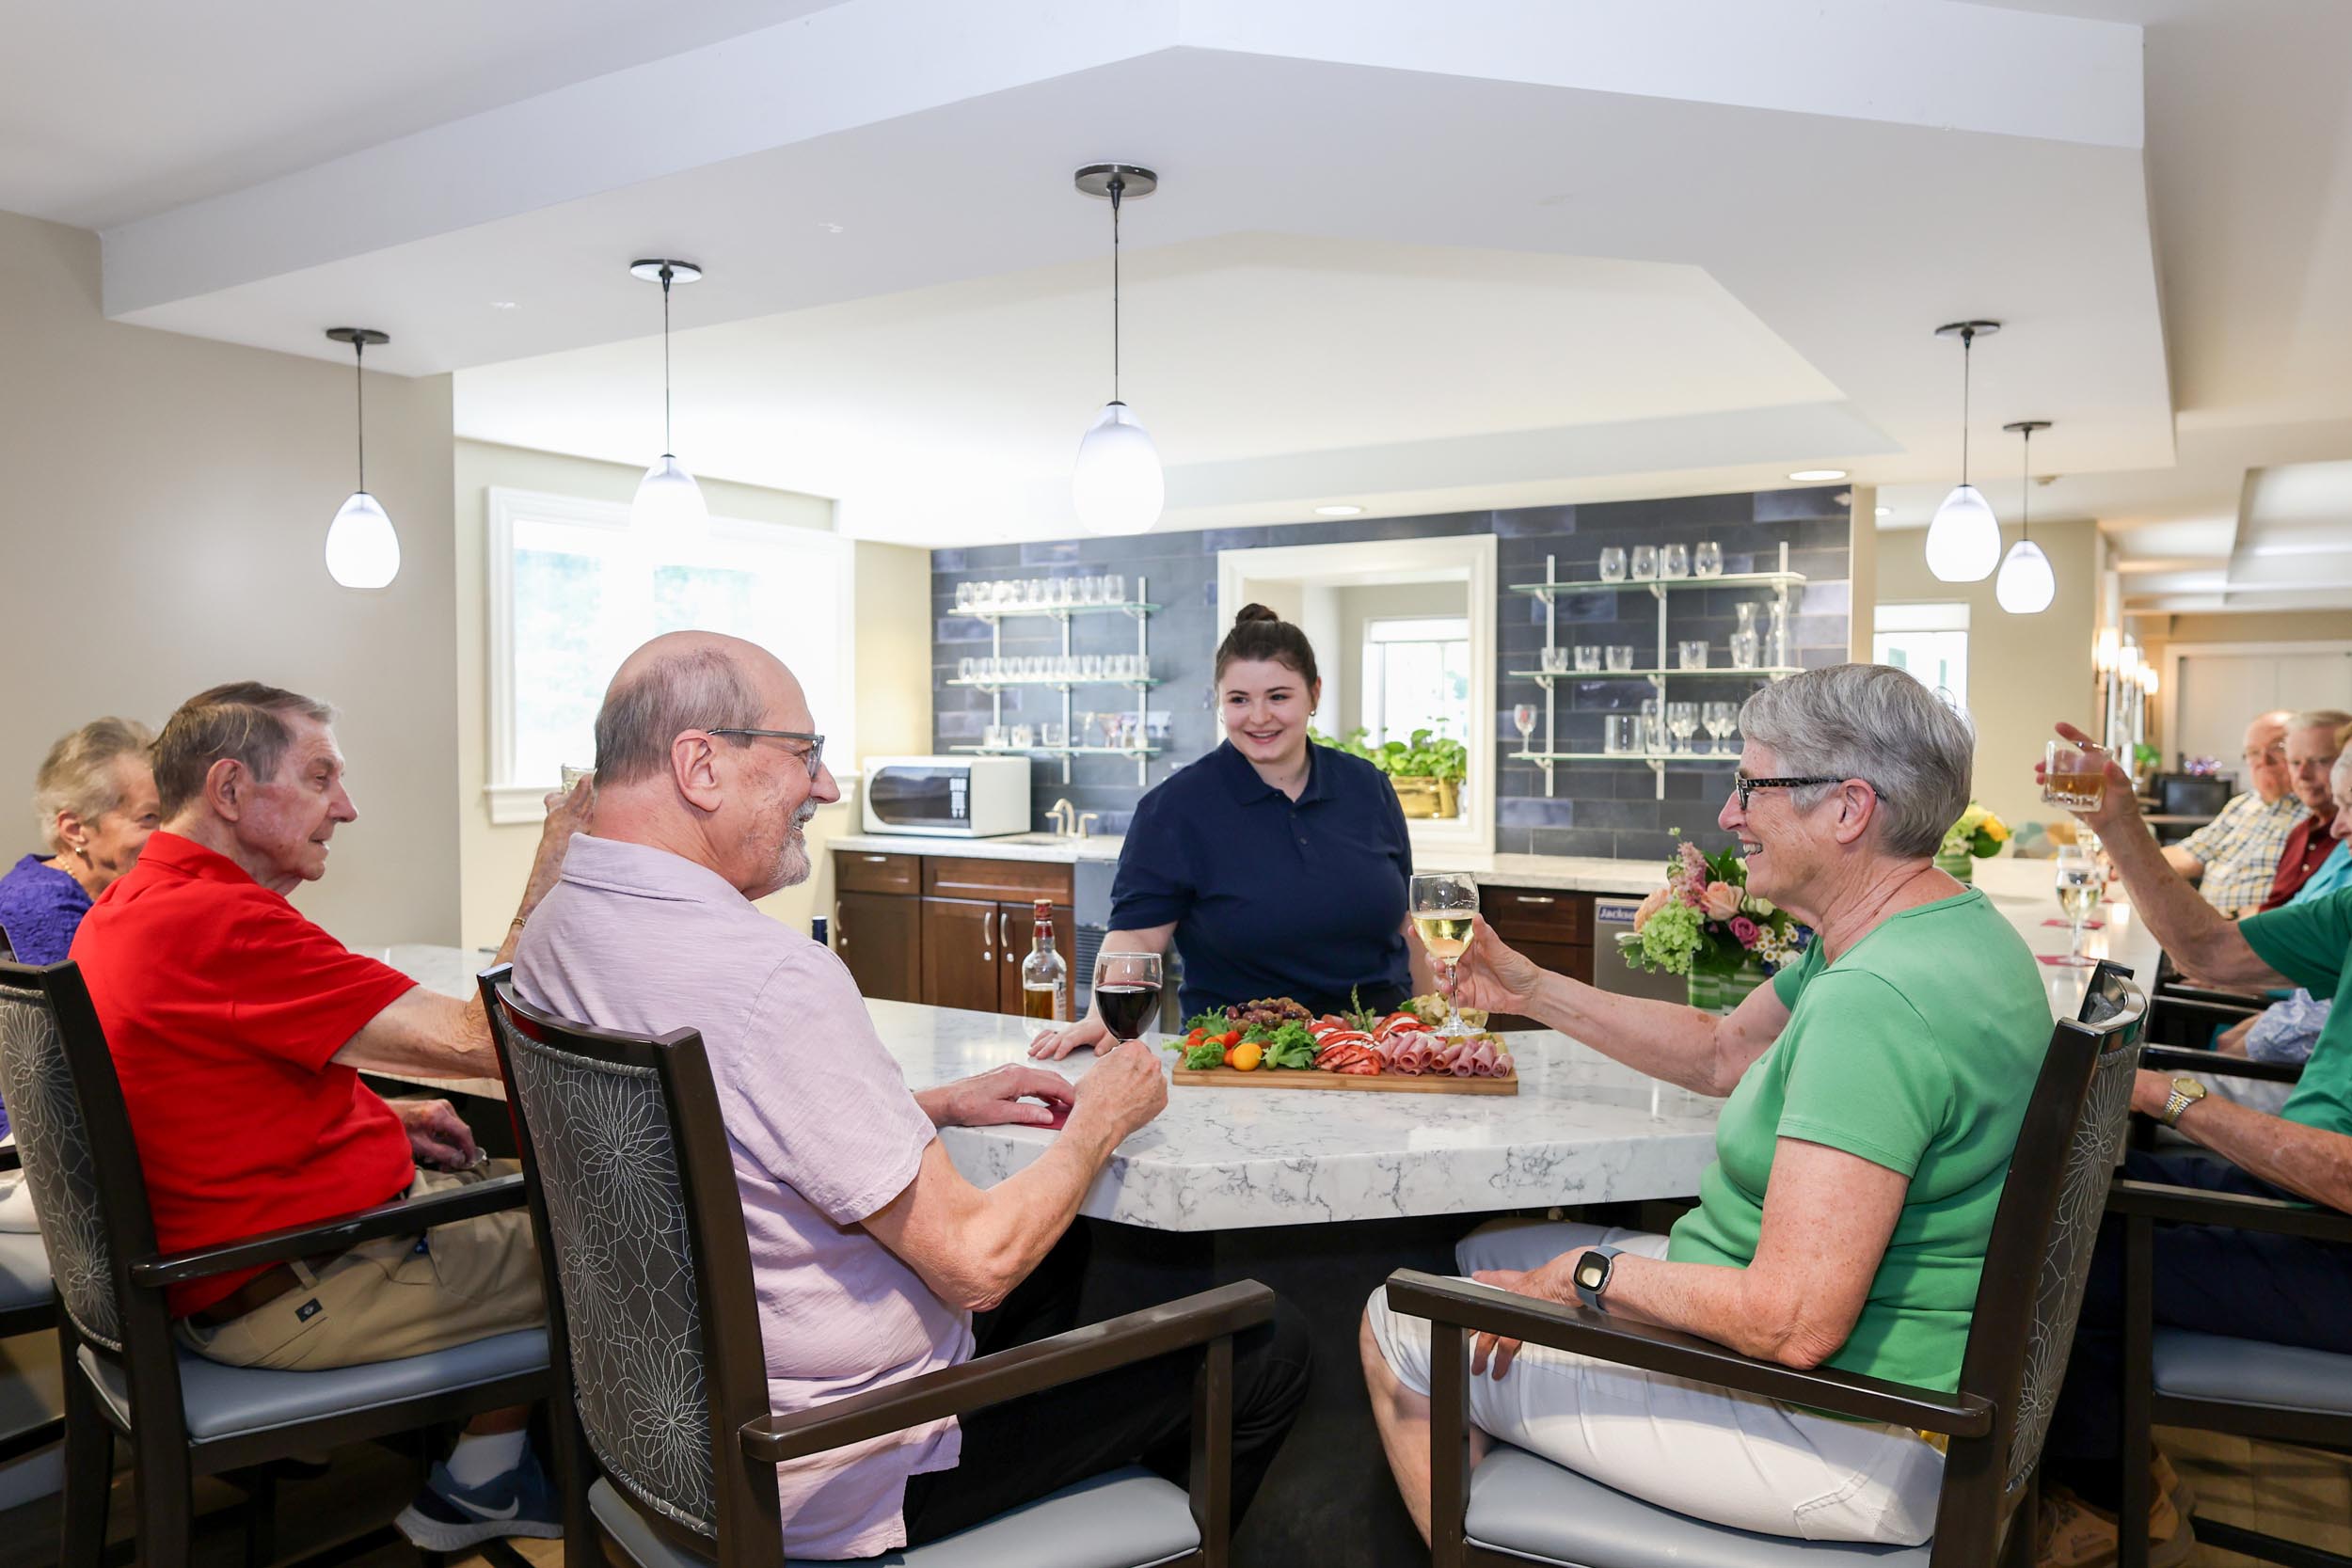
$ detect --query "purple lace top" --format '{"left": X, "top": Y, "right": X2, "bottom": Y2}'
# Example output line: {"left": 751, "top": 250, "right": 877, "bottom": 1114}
{"left": 0, "top": 854, "right": 90, "bottom": 966}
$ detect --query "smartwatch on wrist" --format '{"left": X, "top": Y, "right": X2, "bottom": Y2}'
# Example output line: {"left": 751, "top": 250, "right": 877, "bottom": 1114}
{"left": 2160, "top": 1075, "right": 2208, "bottom": 1129}
{"left": 1572, "top": 1245, "right": 1622, "bottom": 1312}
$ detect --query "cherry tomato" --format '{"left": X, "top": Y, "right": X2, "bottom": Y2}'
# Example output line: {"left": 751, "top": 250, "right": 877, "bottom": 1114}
{"left": 1220, "top": 1030, "right": 1241, "bottom": 1048}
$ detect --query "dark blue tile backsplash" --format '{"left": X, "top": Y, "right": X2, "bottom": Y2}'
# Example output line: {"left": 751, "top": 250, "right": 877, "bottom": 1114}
{"left": 930, "top": 486, "right": 1851, "bottom": 856}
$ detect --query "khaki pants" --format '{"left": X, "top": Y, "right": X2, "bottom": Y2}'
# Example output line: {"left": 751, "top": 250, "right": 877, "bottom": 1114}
{"left": 177, "top": 1163, "right": 545, "bottom": 1371}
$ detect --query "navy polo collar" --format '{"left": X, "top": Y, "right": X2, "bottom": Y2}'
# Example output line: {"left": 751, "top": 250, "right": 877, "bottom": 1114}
{"left": 1213, "top": 738, "right": 1330, "bottom": 807}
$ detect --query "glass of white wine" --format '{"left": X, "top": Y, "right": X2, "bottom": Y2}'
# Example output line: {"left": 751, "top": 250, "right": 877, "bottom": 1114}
{"left": 1408, "top": 871, "right": 1481, "bottom": 1037}
{"left": 2053, "top": 846, "right": 2102, "bottom": 967}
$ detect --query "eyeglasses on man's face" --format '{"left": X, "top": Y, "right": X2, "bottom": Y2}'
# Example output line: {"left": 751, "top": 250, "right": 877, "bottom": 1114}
{"left": 1731, "top": 773, "right": 1850, "bottom": 811}
{"left": 706, "top": 728, "right": 826, "bottom": 780}
{"left": 2243, "top": 742, "right": 2286, "bottom": 765}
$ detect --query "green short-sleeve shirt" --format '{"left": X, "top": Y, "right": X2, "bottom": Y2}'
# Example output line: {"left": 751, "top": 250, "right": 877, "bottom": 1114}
{"left": 1668, "top": 888, "right": 2051, "bottom": 1394}
{"left": 2242, "top": 887, "right": 2352, "bottom": 1133}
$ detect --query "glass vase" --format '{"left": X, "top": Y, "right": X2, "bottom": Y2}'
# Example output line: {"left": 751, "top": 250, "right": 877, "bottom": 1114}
{"left": 1934, "top": 848, "right": 1976, "bottom": 882}
{"left": 1686, "top": 970, "right": 1722, "bottom": 1011}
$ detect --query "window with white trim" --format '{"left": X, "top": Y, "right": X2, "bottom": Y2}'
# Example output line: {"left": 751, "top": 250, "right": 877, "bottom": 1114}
{"left": 485, "top": 487, "right": 850, "bottom": 823}
{"left": 1361, "top": 615, "right": 1472, "bottom": 747}
{"left": 1873, "top": 601, "right": 1969, "bottom": 711}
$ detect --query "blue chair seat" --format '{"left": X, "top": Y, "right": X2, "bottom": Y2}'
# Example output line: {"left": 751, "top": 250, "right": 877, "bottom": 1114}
{"left": 78, "top": 1328, "right": 547, "bottom": 1441}
{"left": 2154, "top": 1328, "right": 2352, "bottom": 1416}
{"left": 0, "top": 1230, "right": 52, "bottom": 1314}
{"left": 589, "top": 1465, "right": 1201, "bottom": 1568}
{"left": 1461, "top": 1446, "right": 1931, "bottom": 1568}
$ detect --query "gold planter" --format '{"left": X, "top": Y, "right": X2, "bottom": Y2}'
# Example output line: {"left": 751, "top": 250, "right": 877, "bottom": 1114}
{"left": 1391, "top": 776, "right": 1461, "bottom": 819}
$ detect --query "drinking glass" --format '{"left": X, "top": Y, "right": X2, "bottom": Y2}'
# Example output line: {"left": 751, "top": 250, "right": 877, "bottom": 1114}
{"left": 1513, "top": 703, "right": 1538, "bottom": 754}
{"left": 954, "top": 581, "right": 977, "bottom": 612}
{"left": 559, "top": 764, "right": 595, "bottom": 796}
{"left": 2043, "top": 739, "right": 2109, "bottom": 811}
{"left": 1574, "top": 645, "right": 1601, "bottom": 673}
{"left": 1678, "top": 640, "right": 1708, "bottom": 671}
{"left": 1081, "top": 654, "right": 1104, "bottom": 680}
{"left": 1041, "top": 721, "right": 1064, "bottom": 748}
{"left": 1604, "top": 715, "right": 1637, "bottom": 755}
{"left": 1661, "top": 543, "right": 1692, "bottom": 580}
{"left": 957, "top": 657, "right": 977, "bottom": 682}
{"left": 1104, "top": 573, "right": 1125, "bottom": 605}
{"left": 1093, "top": 951, "right": 1164, "bottom": 1043}
{"left": 1702, "top": 701, "right": 1739, "bottom": 752}
{"left": 1605, "top": 645, "right": 1635, "bottom": 672}
{"left": 1407, "top": 872, "right": 1481, "bottom": 1037}
{"left": 2053, "top": 846, "right": 2103, "bottom": 967}
{"left": 1694, "top": 541, "right": 1724, "bottom": 578}
{"left": 1597, "top": 547, "right": 1629, "bottom": 583}
{"left": 1078, "top": 576, "right": 1104, "bottom": 606}
{"left": 1729, "top": 629, "right": 1760, "bottom": 670}
{"left": 1666, "top": 702, "right": 1700, "bottom": 753}
{"left": 1009, "top": 723, "right": 1034, "bottom": 748}
{"left": 1630, "top": 545, "right": 1660, "bottom": 580}
{"left": 1640, "top": 697, "right": 1661, "bottom": 755}
{"left": 1540, "top": 647, "right": 1568, "bottom": 675}
{"left": 983, "top": 723, "right": 1008, "bottom": 749}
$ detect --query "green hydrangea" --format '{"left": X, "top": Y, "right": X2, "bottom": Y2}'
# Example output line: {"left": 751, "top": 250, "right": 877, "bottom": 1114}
{"left": 1637, "top": 901, "right": 1704, "bottom": 976}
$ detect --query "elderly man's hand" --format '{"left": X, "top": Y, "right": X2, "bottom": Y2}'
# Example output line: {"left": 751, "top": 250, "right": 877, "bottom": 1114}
{"left": 391, "top": 1098, "right": 482, "bottom": 1170}
{"left": 521, "top": 777, "right": 594, "bottom": 911}
{"left": 928, "top": 1064, "right": 1074, "bottom": 1129}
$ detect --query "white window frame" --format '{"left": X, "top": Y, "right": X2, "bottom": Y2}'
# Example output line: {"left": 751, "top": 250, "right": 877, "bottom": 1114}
{"left": 484, "top": 486, "right": 853, "bottom": 825}
{"left": 1361, "top": 615, "right": 1473, "bottom": 749}
{"left": 1872, "top": 601, "right": 1971, "bottom": 708}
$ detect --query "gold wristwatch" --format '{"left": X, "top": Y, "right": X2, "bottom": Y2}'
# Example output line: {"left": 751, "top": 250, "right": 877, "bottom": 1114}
{"left": 2160, "top": 1076, "right": 2208, "bottom": 1128}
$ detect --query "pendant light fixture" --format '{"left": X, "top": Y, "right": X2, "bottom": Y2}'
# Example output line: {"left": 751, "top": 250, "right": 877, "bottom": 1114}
{"left": 1995, "top": 420, "right": 2056, "bottom": 614}
{"left": 628, "top": 259, "right": 708, "bottom": 539}
{"left": 1071, "top": 164, "right": 1164, "bottom": 536}
{"left": 1924, "top": 320, "right": 2003, "bottom": 582}
{"left": 323, "top": 327, "right": 400, "bottom": 589}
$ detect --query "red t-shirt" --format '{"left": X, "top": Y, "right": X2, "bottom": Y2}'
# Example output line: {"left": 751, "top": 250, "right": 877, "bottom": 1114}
{"left": 70, "top": 832, "right": 418, "bottom": 1316}
{"left": 2262, "top": 812, "right": 2342, "bottom": 911}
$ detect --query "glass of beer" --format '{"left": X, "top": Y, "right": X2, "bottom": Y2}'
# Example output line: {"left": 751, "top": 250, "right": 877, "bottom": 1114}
{"left": 1408, "top": 872, "right": 1480, "bottom": 1037}
{"left": 2053, "top": 846, "right": 2102, "bottom": 966}
{"left": 2043, "top": 739, "right": 2108, "bottom": 811}
{"left": 1092, "top": 952, "right": 1163, "bottom": 1044}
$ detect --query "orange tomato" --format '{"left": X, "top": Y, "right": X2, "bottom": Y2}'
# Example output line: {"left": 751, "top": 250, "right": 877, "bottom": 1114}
{"left": 1229, "top": 1041, "right": 1263, "bottom": 1071}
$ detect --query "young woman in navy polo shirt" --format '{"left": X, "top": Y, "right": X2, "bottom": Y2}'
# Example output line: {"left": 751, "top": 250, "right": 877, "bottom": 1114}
{"left": 1032, "top": 605, "right": 1432, "bottom": 1058}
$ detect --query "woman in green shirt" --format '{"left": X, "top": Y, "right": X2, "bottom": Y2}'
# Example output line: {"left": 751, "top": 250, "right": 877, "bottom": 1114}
{"left": 1363, "top": 663, "right": 2049, "bottom": 1547}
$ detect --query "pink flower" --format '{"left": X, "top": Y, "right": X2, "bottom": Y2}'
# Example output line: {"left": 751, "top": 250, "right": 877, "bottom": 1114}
{"left": 1633, "top": 886, "right": 1670, "bottom": 931}
{"left": 1678, "top": 841, "right": 1711, "bottom": 886}
{"left": 1701, "top": 880, "right": 1741, "bottom": 922}
{"left": 1730, "top": 915, "right": 1761, "bottom": 948}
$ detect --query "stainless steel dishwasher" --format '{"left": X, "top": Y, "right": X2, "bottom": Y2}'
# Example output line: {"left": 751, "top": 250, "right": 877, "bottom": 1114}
{"left": 1589, "top": 895, "right": 1691, "bottom": 1005}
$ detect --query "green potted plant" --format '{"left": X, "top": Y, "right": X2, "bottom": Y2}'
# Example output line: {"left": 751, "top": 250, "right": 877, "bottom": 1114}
{"left": 1313, "top": 727, "right": 1469, "bottom": 818}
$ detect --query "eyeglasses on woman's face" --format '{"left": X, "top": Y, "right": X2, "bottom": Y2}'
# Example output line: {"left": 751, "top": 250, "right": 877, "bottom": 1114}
{"left": 1731, "top": 773, "right": 1849, "bottom": 812}
{"left": 706, "top": 728, "right": 826, "bottom": 780}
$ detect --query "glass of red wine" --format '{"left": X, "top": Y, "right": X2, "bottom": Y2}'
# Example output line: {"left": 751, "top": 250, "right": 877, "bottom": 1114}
{"left": 1093, "top": 952, "right": 1164, "bottom": 1043}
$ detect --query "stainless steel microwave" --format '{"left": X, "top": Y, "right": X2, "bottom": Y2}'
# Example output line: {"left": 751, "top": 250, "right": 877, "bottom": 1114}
{"left": 861, "top": 756, "right": 1031, "bottom": 837}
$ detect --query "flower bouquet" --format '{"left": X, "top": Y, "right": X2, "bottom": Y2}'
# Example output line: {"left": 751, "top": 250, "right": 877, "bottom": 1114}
{"left": 1621, "top": 839, "right": 1810, "bottom": 1013}
{"left": 1934, "top": 802, "right": 2009, "bottom": 882}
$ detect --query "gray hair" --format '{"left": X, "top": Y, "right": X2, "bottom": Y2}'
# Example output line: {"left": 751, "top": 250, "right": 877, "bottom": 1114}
{"left": 152, "top": 683, "right": 337, "bottom": 818}
{"left": 2288, "top": 708, "right": 2352, "bottom": 737}
{"left": 1737, "top": 664, "right": 1977, "bottom": 860}
{"left": 594, "top": 646, "right": 768, "bottom": 787}
{"left": 35, "top": 718, "right": 156, "bottom": 851}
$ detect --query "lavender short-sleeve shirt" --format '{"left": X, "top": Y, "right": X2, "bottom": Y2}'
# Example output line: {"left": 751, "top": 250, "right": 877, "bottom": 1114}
{"left": 514, "top": 834, "right": 967, "bottom": 1560}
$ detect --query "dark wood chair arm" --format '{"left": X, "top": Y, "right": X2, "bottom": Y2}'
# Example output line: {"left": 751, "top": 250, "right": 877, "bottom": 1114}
{"left": 1381, "top": 1271, "right": 1993, "bottom": 1437}
{"left": 2139, "top": 1045, "right": 2303, "bottom": 1084}
{"left": 739, "top": 1281, "right": 1275, "bottom": 1465}
{"left": 2159, "top": 983, "right": 2274, "bottom": 1007}
{"left": 2107, "top": 1179, "right": 2352, "bottom": 1241}
{"left": 128, "top": 1172, "right": 527, "bottom": 1288}
{"left": 2153, "top": 995, "right": 2266, "bottom": 1027}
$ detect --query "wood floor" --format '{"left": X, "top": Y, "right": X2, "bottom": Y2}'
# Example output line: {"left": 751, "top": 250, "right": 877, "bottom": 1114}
{"left": 0, "top": 1424, "right": 2337, "bottom": 1565}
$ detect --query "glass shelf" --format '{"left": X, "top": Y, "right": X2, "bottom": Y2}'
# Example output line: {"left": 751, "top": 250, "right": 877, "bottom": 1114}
{"left": 1510, "top": 752, "right": 1741, "bottom": 764}
{"left": 949, "top": 744, "right": 1163, "bottom": 759}
{"left": 1507, "top": 571, "right": 1805, "bottom": 600}
{"left": 946, "top": 677, "right": 1161, "bottom": 692}
{"left": 954, "top": 600, "right": 1160, "bottom": 623}
{"left": 1506, "top": 667, "right": 1802, "bottom": 683}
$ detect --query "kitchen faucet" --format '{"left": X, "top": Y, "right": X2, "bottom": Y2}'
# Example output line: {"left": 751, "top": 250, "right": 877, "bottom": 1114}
{"left": 1046, "top": 798, "right": 1078, "bottom": 836}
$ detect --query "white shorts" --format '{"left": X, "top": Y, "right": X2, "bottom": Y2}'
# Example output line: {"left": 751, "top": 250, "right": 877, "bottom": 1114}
{"left": 1364, "top": 1217, "right": 1946, "bottom": 1545}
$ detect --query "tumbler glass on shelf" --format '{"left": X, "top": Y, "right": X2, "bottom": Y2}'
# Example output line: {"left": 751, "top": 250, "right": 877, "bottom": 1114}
{"left": 1009, "top": 723, "right": 1034, "bottom": 749}
{"left": 1598, "top": 547, "right": 1629, "bottom": 583}
{"left": 1729, "top": 630, "right": 1760, "bottom": 670}
{"left": 1605, "top": 644, "right": 1635, "bottom": 672}
{"left": 954, "top": 581, "right": 977, "bottom": 612}
{"left": 1677, "top": 640, "right": 1708, "bottom": 671}
{"left": 2053, "top": 846, "right": 2103, "bottom": 967}
{"left": 1666, "top": 702, "right": 1701, "bottom": 753}
{"left": 1540, "top": 647, "right": 1568, "bottom": 675}
{"left": 1078, "top": 576, "right": 1104, "bottom": 606}
{"left": 1661, "top": 543, "right": 1692, "bottom": 580}
{"left": 983, "top": 723, "right": 1008, "bottom": 749}
{"left": 1093, "top": 950, "right": 1163, "bottom": 1043}
{"left": 1604, "top": 715, "right": 1637, "bottom": 755}
{"left": 1041, "top": 721, "right": 1065, "bottom": 748}
{"left": 1574, "top": 645, "right": 1601, "bottom": 673}
{"left": 1513, "top": 704, "right": 1539, "bottom": 755}
{"left": 1694, "top": 540, "right": 1724, "bottom": 578}
{"left": 1407, "top": 872, "right": 1481, "bottom": 1037}
{"left": 1104, "top": 573, "right": 1125, "bottom": 605}
{"left": 1630, "top": 545, "right": 1660, "bottom": 580}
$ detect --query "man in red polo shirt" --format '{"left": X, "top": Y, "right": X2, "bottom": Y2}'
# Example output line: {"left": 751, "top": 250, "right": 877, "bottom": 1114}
{"left": 70, "top": 681, "right": 585, "bottom": 1552}
{"left": 2260, "top": 711, "right": 2350, "bottom": 911}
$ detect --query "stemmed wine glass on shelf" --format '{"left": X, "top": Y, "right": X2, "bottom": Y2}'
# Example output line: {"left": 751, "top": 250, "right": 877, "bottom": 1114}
{"left": 1513, "top": 704, "right": 1538, "bottom": 757}
{"left": 1408, "top": 872, "right": 1480, "bottom": 1038}
{"left": 1093, "top": 951, "right": 1163, "bottom": 1042}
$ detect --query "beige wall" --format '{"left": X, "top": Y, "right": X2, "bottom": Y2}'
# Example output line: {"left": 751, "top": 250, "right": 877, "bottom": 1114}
{"left": 0, "top": 210, "right": 458, "bottom": 948}
{"left": 451, "top": 440, "right": 932, "bottom": 949}
{"left": 1871, "top": 515, "right": 2102, "bottom": 830}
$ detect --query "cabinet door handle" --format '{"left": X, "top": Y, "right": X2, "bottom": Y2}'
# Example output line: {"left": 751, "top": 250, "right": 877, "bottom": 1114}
{"left": 979, "top": 910, "right": 992, "bottom": 963}
{"left": 863, "top": 854, "right": 888, "bottom": 863}
{"left": 1000, "top": 910, "right": 1013, "bottom": 960}
{"left": 834, "top": 911, "right": 848, "bottom": 949}
{"left": 1514, "top": 895, "right": 1557, "bottom": 905}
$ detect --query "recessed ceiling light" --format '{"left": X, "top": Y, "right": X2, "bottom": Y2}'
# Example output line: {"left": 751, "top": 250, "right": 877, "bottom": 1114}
{"left": 1314, "top": 503, "right": 1365, "bottom": 516}
{"left": 1788, "top": 468, "right": 1848, "bottom": 483}
{"left": 1876, "top": 506, "right": 1891, "bottom": 517}
{"left": 488, "top": 300, "right": 517, "bottom": 310}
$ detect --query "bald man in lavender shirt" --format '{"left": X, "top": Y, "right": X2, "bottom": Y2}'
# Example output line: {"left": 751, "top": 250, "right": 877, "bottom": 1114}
{"left": 515, "top": 632, "right": 1308, "bottom": 1560}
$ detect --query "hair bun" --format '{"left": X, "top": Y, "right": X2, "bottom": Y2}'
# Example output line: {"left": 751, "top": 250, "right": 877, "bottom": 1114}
{"left": 1233, "top": 602, "right": 1282, "bottom": 627}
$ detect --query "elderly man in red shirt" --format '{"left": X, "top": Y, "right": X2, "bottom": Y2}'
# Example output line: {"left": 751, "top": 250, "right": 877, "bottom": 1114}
{"left": 70, "top": 681, "right": 584, "bottom": 1553}
{"left": 2261, "top": 709, "right": 2351, "bottom": 911}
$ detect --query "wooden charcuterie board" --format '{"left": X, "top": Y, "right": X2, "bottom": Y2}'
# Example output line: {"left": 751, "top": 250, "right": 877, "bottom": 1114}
{"left": 1172, "top": 1067, "right": 1518, "bottom": 1096}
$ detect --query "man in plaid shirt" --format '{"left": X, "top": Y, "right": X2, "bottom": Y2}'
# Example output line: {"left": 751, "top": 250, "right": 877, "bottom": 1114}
{"left": 2164, "top": 709, "right": 2300, "bottom": 916}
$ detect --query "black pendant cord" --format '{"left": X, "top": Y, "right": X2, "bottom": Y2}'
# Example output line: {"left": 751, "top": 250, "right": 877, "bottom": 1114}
{"left": 661, "top": 263, "right": 675, "bottom": 455}
{"left": 1958, "top": 326, "right": 1973, "bottom": 486}
{"left": 1109, "top": 175, "right": 1124, "bottom": 404}
{"left": 352, "top": 339, "right": 367, "bottom": 493}
{"left": 2019, "top": 425, "right": 2033, "bottom": 544}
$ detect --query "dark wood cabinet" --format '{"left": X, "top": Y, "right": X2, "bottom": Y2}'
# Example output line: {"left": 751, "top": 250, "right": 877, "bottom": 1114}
{"left": 834, "top": 890, "right": 921, "bottom": 1004}
{"left": 919, "top": 896, "right": 1003, "bottom": 1014}
{"left": 1482, "top": 887, "right": 1595, "bottom": 1030}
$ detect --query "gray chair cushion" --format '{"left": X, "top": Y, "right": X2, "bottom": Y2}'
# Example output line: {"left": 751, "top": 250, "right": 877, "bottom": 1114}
{"left": 0, "top": 1229, "right": 51, "bottom": 1313}
{"left": 2153, "top": 1328, "right": 2352, "bottom": 1416}
{"left": 1462, "top": 1446, "right": 1931, "bottom": 1568}
{"left": 77, "top": 1328, "right": 546, "bottom": 1441}
{"left": 589, "top": 1465, "right": 1201, "bottom": 1568}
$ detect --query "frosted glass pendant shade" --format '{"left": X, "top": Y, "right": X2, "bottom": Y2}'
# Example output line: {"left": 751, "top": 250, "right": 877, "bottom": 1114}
{"left": 1073, "top": 401, "right": 1164, "bottom": 536}
{"left": 633, "top": 453, "right": 709, "bottom": 538}
{"left": 1924, "top": 483, "right": 2000, "bottom": 581}
{"left": 324, "top": 491, "right": 400, "bottom": 589}
{"left": 1995, "top": 538, "right": 2056, "bottom": 613}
